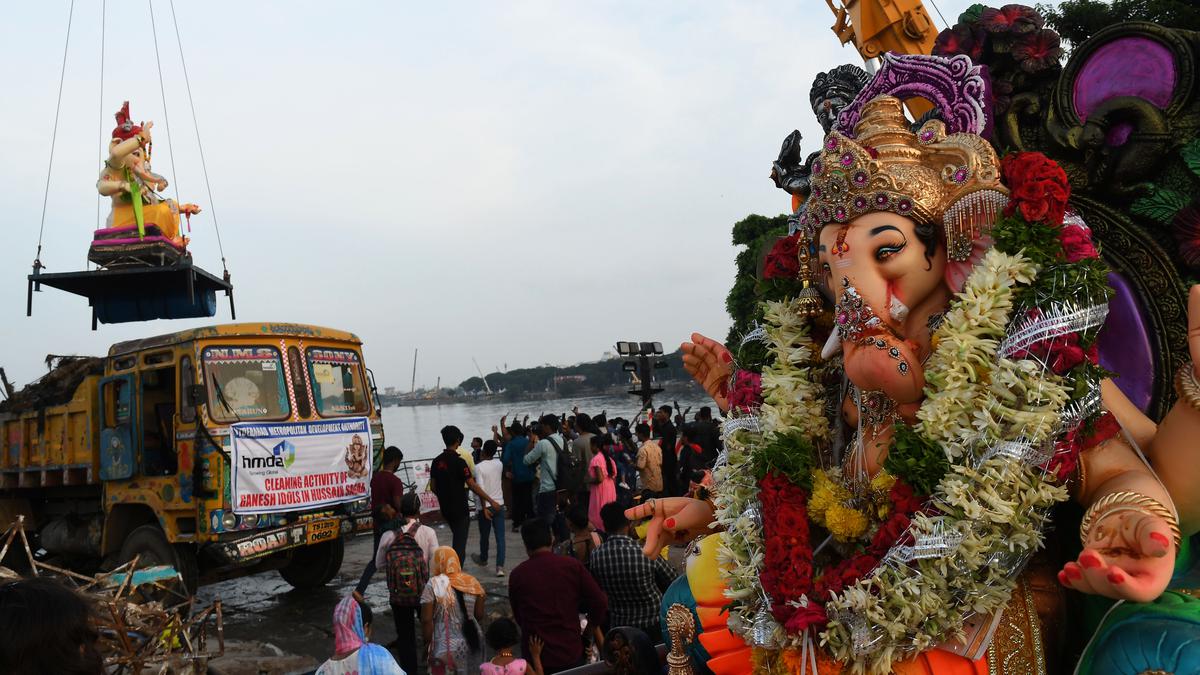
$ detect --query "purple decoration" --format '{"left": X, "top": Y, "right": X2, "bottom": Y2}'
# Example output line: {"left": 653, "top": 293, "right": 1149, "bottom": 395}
{"left": 953, "top": 167, "right": 970, "bottom": 183}
{"left": 1073, "top": 37, "right": 1176, "bottom": 122}
{"left": 836, "top": 53, "right": 993, "bottom": 139}
{"left": 897, "top": 198, "right": 913, "bottom": 213}
{"left": 826, "top": 137, "right": 839, "bottom": 150}
{"left": 1098, "top": 272, "right": 1154, "bottom": 412}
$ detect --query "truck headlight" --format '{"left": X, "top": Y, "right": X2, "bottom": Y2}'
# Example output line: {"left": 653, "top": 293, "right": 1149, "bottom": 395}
{"left": 222, "top": 512, "right": 238, "bottom": 531}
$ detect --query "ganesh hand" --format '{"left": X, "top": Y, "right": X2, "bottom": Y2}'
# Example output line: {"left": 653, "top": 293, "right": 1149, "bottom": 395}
{"left": 681, "top": 333, "right": 732, "bottom": 412}
{"left": 1058, "top": 511, "right": 1175, "bottom": 603}
{"left": 842, "top": 333, "right": 925, "bottom": 404}
{"left": 625, "top": 497, "right": 715, "bottom": 557}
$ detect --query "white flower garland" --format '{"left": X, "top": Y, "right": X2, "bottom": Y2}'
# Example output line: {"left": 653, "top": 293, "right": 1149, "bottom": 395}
{"left": 714, "top": 298, "right": 826, "bottom": 644}
{"left": 716, "top": 247, "right": 1079, "bottom": 673}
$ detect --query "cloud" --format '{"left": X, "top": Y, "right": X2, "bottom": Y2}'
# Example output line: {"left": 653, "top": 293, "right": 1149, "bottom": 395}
{"left": 0, "top": 0, "right": 1027, "bottom": 389}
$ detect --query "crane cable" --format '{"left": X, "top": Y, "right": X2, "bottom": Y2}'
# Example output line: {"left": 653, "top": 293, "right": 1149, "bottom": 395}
{"left": 147, "top": 0, "right": 181, "bottom": 207}
{"left": 33, "top": 0, "right": 76, "bottom": 273}
{"left": 169, "top": 0, "right": 229, "bottom": 274}
{"left": 93, "top": 0, "right": 106, "bottom": 268}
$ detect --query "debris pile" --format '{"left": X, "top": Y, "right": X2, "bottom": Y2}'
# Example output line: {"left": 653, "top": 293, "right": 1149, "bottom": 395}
{"left": 0, "top": 516, "right": 223, "bottom": 674}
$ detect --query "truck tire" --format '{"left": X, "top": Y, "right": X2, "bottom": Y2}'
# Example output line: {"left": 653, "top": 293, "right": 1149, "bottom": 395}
{"left": 118, "top": 524, "right": 199, "bottom": 596}
{"left": 279, "top": 538, "right": 344, "bottom": 589}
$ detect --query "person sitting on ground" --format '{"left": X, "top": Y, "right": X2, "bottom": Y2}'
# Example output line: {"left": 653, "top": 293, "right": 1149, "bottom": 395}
{"left": 373, "top": 492, "right": 438, "bottom": 675}
{"left": 357, "top": 445, "right": 407, "bottom": 598}
{"left": 0, "top": 577, "right": 103, "bottom": 675}
{"left": 480, "top": 617, "right": 545, "bottom": 675}
{"left": 587, "top": 435, "right": 617, "bottom": 531}
{"left": 422, "top": 547, "right": 485, "bottom": 675}
{"left": 318, "top": 596, "right": 405, "bottom": 675}
{"left": 555, "top": 504, "right": 602, "bottom": 566}
{"left": 471, "top": 439, "right": 508, "bottom": 576}
{"left": 509, "top": 519, "right": 608, "bottom": 674}
{"left": 588, "top": 502, "right": 679, "bottom": 638}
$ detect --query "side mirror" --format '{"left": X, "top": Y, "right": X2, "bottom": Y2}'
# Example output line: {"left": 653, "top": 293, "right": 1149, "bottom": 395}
{"left": 186, "top": 384, "right": 207, "bottom": 407}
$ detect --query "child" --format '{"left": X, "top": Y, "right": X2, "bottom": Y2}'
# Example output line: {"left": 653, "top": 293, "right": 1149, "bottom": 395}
{"left": 480, "top": 618, "right": 542, "bottom": 675}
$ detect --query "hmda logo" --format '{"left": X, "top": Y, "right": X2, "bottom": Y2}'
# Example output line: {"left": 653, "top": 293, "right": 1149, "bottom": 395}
{"left": 241, "top": 440, "right": 296, "bottom": 469}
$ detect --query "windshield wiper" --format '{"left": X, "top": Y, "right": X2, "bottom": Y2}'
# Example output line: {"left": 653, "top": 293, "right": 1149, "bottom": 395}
{"left": 210, "top": 372, "right": 244, "bottom": 424}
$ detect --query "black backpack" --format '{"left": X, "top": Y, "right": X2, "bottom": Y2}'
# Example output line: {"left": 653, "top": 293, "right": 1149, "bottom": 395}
{"left": 384, "top": 523, "right": 428, "bottom": 607}
{"left": 547, "top": 435, "right": 579, "bottom": 490}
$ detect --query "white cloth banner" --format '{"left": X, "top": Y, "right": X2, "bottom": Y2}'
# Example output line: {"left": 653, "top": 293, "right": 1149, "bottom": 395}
{"left": 231, "top": 417, "right": 372, "bottom": 514}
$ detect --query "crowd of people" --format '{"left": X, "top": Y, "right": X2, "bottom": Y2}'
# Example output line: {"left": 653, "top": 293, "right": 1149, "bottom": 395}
{"left": 0, "top": 404, "right": 722, "bottom": 675}
{"left": 339, "top": 403, "right": 725, "bottom": 674}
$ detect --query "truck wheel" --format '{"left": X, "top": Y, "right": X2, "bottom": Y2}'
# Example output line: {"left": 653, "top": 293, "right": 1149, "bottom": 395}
{"left": 279, "top": 538, "right": 344, "bottom": 589}
{"left": 118, "top": 524, "right": 198, "bottom": 596}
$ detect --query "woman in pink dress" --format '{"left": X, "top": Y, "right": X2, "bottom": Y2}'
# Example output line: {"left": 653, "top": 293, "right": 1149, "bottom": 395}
{"left": 587, "top": 435, "right": 617, "bottom": 531}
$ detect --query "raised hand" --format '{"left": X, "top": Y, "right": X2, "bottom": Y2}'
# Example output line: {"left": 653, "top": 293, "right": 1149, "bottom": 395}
{"left": 624, "top": 497, "right": 715, "bottom": 557}
{"left": 1059, "top": 509, "right": 1175, "bottom": 602}
{"left": 681, "top": 333, "right": 733, "bottom": 412}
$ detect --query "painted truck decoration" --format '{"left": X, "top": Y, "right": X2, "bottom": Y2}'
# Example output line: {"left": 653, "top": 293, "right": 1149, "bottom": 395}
{"left": 0, "top": 323, "right": 383, "bottom": 593}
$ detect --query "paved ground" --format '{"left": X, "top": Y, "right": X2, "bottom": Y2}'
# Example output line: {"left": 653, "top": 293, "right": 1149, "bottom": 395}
{"left": 199, "top": 516, "right": 528, "bottom": 675}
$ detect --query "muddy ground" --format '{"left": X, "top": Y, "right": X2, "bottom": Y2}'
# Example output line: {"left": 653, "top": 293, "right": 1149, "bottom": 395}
{"left": 199, "top": 517, "right": 527, "bottom": 675}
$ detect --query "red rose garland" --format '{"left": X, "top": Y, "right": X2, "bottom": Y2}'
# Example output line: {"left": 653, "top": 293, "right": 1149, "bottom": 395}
{"left": 763, "top": 233, "right": 803, "bottom": 280}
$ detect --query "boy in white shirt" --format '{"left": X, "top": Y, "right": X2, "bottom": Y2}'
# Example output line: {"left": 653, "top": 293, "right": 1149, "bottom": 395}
{"left": 470, "top": 440, "right": 507, "bottom": 576}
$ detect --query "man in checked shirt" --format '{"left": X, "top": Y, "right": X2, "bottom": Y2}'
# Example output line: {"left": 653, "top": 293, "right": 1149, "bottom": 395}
{"left": 588, "top": 502, "right": 679, "bottom": 638}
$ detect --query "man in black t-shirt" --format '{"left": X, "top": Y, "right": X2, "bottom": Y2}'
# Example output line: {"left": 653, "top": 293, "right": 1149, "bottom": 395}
{"left": 653, "top": 405, "right": 678, "bottom": 497}
{"left": 430, "top": 425, "right": 500, "bottom": 563}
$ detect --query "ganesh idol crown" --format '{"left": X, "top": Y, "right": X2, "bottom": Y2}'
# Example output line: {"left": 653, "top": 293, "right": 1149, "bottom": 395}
{"left": 626, "top": 7, "right": 1200, "bottom": 675}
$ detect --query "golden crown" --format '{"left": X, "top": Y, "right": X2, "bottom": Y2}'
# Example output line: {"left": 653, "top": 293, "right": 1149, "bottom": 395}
{"left": 799, "top": 96, "right": 1008, "bottom": 261}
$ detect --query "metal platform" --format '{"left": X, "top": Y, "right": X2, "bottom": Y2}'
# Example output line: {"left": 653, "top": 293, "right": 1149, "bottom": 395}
{"left": 28, "top": 258, "right": 235, "bottom": 329}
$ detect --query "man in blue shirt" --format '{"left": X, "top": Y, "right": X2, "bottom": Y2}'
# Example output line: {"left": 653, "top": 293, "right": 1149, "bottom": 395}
{"left": 523, "top": 414, "right": 569, "bottom": 543}
{"left": 500, "top": 420, "right": 535, "bottom": 530}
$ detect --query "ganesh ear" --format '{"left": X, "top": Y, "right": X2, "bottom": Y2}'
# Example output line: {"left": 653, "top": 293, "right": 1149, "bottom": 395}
{"left": 944, "top": 234, "right": 994, "bottom": 293}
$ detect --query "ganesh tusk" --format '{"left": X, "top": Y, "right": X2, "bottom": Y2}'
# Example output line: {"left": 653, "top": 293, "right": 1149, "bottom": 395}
{"left": 821, "top": 329, "right": 843, "bottom": 359}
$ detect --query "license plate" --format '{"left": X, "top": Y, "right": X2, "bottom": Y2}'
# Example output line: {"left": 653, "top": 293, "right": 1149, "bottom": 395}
{"left": 306, "top": 519, "right": 340, "bottom": 544}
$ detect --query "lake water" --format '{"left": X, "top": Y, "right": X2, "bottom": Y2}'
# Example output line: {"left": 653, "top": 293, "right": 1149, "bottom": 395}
{"left": 379, "top": 389, "right": 714, "bottom": 462}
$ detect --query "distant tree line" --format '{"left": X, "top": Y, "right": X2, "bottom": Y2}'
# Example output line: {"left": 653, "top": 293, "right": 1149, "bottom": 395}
{"left": 458, "top": 351, "right": 686, "bottom": 398}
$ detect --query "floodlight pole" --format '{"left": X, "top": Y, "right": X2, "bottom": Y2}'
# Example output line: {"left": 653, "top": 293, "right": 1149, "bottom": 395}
{"left": 620, "top": 341, "right": 665, "bottom": 412}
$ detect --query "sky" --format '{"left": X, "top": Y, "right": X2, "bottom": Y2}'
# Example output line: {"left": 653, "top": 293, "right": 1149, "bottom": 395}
{"left": 0, "top": 0, "right": 1025, "bottom": 391}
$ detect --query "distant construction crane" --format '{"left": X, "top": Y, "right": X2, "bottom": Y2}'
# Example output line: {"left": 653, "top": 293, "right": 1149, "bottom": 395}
{"left": 472, "top": 357, "right": 493, "bottom": 394}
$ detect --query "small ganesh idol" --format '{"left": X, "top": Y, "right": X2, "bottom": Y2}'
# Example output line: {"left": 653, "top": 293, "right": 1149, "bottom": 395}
{"left": 629, "top": 92, "right": 1199, "bottom": 675}
{"left": 96, "top": 101, "right": 200, "bottom": 248}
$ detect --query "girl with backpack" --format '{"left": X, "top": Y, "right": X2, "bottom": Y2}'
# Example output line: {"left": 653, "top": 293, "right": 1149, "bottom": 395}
{"left": 374, "top": 492, "right": 438, "bottom": 674}
{"left": 422, "top": 547, "right": 485, "bottom": 674}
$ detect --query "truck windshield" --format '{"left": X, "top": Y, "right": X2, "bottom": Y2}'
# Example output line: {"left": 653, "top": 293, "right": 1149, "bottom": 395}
{"left": 201, "top": 346, "right": 290, "bottom": 422}
{"left": 306, "top": 348, "right": 369, "bottom": 416}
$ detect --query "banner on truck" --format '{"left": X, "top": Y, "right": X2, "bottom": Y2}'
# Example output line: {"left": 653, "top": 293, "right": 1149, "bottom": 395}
{"left": 231, "top": 417, "right": 372, "bottom": 514}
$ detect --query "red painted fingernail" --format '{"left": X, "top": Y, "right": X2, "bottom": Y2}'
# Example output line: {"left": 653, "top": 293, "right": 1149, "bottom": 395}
{"left": 1108, "top": 570, "right": 1126, "bottom": 584}
{"left": 664, "top": 518, "right": 676, "bottom": 529}
{"left": 1057, "top": 571, "right": 1070, "bottom": 586}
{"left": 721, "top": 352, "right": 733, "bottom": 363}
{"left": 1065, "top": 566, "right": 1082, "bottom": 580}
{"left": 1080, "top": 553, "right": 1102, "bottom": 569}
{"left": 1150, "top": 532, "right": 1169, "bottom": 547}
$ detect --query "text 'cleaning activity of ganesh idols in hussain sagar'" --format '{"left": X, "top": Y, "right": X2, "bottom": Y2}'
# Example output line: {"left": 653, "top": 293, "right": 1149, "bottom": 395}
{"left": 4, "top": 2, "right": 1200, "bottom": 675}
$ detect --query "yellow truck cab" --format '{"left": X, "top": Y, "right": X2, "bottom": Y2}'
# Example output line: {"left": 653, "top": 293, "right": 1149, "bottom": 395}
{"left": 0, "top": 323, "right": 383, "bottom": 592}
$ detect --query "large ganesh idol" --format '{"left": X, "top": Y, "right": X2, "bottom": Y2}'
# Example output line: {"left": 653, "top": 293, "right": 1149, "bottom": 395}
{"left": 629, "top": 74, "right": 1200, "bottom": 675}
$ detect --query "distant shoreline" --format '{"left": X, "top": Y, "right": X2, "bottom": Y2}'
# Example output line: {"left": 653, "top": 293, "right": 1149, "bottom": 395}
{"left": 381, "top": 381, "right": 704, "bottom": 408}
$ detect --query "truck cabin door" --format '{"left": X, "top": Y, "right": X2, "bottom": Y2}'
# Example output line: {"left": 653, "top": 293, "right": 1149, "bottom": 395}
{"left": 99, "top": 374, "right": 138, "bottom": 480}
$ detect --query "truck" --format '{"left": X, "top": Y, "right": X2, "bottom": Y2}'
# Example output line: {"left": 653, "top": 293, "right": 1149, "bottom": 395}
{"left": 0, "top": 323, "right": 384, "bottom": 592}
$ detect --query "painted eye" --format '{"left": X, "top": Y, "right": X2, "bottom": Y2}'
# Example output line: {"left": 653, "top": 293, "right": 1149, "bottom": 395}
{"left": 875, "top": 243, "right": 905, "bottom": 261}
